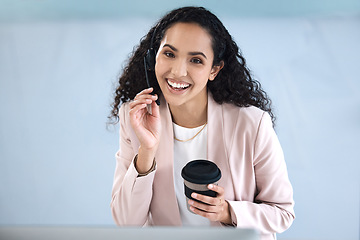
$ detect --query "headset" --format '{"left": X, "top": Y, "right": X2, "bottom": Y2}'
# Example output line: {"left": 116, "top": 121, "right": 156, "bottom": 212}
{"left": 143, "top": 25, "right": 160, "bottom": 105}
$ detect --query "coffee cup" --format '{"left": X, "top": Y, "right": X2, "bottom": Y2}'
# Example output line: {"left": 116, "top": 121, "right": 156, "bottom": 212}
{"left": 181, "top": 159, "right": 222, "bottom": 212}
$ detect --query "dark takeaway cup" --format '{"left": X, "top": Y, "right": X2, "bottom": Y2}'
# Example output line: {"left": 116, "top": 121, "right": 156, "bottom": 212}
{"left": 181, "top": 159, "right": 222, "bottom": 212}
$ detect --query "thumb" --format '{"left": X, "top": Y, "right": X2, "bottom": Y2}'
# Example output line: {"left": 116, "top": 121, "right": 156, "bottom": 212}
{"left": 150, "top": 97, "right": 160, "bottom": 118}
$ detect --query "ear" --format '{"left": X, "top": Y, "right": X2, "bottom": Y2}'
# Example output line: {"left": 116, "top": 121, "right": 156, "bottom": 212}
{"left": 209, "top": 61, "right": 224, "bottom": 81}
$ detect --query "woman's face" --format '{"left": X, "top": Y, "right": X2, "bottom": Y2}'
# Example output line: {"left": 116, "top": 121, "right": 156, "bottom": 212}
{"left": 155, "top": 22, "right": 222, "bottom": 110}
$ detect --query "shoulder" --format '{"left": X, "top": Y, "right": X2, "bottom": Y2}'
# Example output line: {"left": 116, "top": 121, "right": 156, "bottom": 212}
{"left": 219, "top": 103, "right": 276, "bottom": 152}
{"left": 119, "top": 102, "right": 129, "bottom": 116}
{"left": 221, "top": 102, "right": 267, "bottom": 130}
{"left": 209, "top": 94, "right": 265, "bottom": 127}
{"left": 118, "top": 101, "right": 132, "bottom": 126}
{"left": 218, "top": 103, "right": 277, "bottom": 161}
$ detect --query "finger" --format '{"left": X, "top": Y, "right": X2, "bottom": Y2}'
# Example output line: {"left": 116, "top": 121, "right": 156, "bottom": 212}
{"left": 208, "top": 184, "right": 225, "bottom": 197}
{"left": 133, "top": 95, "right": 158, "bottom": 109}
{"left": 208, "top": 185, "right": 225, "bottom": 206}
{"left": 188, "top": 199, "right": 217, "bottom": 213}
{"left": 150, "top": 95, "right": 160, "bottom": 117}
{"left": 129, "top": 103, "right": 147, "bottom": 116}
{"left": 134, "top": 93, "right": 157, "bottom": 101}
{"left": 190, "top": 200, "right": 231, "bottom": 223}
{"left": 191, "top": 192, "right": 218, "bottom": 206}
{"left": 189, "top": 205, "right": 219, "bottom": 221}
{"left": 140, "top": 87, "right": 153, "bottom": 94}
{"left": 134, "top": 88, "right": 153, "bottom": 99}
{"left": 129, "top": 97, "right": 153, "bottom": 109}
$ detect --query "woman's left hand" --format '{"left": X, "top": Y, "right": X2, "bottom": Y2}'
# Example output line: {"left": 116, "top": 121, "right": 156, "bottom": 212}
{"left": 188, "top": 184, "right": 232, "bottom": 225}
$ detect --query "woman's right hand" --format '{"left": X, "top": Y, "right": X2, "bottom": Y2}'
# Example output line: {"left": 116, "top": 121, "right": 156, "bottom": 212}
{"left": 129, "top": 88, "right": 161, "bottom": 173}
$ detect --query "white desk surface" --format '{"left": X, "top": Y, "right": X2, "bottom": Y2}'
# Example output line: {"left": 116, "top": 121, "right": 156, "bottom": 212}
{"left": 0, "top": 226, "right": 259, "bottom": 240}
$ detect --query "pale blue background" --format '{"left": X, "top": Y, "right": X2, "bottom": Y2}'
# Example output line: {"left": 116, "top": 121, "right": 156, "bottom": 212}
{"left": 0, "top": 1, "right": 359, "bottom": 240}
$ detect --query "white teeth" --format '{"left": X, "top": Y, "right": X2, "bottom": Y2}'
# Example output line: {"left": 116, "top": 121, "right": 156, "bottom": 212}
{"left": 167, "top": 79, "right": 190, "bottom": 89}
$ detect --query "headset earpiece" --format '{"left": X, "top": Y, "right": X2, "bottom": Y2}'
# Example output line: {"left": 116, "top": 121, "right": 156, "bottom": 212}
{"left": 144, "top": 25, "right": 158, "bottom": 71}
{"left": 145, "top": 48, "right": 155, "bottom": 71}
{"left": 143, "top": 25, "right": 161, "bottom": 106}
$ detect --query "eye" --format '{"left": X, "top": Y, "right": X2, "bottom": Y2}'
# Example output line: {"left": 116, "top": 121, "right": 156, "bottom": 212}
{"left": 164, "top": 51, "right": 175, "bottom": 58}
{"left": 190, "top": 58, "right": 203, "bottom": 64}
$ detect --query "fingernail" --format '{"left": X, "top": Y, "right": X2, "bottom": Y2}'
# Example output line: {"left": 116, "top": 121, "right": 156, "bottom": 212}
{"left": 188, "top": 200, "right": 194, "bottom": 205}
{"left": 208, "top": 184, "right": 214, "bottom": 189}
{"left": 191, "top": 193, "right": 197, "bottom": 198}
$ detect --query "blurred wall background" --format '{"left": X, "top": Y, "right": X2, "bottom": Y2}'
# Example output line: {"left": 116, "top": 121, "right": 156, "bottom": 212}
{"left": 0, "top": 1, "right": 359, "bottom": 239}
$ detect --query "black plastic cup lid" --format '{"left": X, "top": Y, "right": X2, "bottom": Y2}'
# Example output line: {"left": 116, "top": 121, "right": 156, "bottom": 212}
{"left": 181, "top": 160, "right": 221, "bottom": 184}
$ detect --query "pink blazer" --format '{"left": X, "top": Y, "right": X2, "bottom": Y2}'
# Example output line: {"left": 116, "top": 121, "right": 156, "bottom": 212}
{"left": 111, "top": 94, "right": 295, "bottom": 240}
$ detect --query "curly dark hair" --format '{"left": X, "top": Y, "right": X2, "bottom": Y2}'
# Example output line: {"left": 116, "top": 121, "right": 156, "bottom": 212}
{"left": 109, "top": 6, "right": 275, "bottom": 125}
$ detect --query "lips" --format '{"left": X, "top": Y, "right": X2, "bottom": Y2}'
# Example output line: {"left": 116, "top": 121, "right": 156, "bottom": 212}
{"left": 166, "top": 79, "right": 191, "bottom": 91}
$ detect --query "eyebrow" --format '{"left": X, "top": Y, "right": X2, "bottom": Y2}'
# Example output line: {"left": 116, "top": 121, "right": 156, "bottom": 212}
{"left": 163, "top": 44, "right": 207, "bottom": 59}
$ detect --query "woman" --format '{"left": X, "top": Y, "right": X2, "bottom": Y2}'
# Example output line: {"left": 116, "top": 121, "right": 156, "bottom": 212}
{"left": 109, "top": 6, "right": 295, "bottom": 240}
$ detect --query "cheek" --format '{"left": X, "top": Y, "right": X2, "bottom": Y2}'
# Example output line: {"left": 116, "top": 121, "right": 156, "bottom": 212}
{"left": 154, "top": 64, "right": 162, "bottom": 81}
{"left": 155, "top": 58, "right": 167, "bottom": 76}
{"left": 190, "top": 68, "right": 212, "bottom": 82}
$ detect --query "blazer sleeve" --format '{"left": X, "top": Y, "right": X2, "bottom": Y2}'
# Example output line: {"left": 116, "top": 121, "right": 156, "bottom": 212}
{"left": 228, "top": 112, "right": 295, "bottom": 234}
{"left": 110, "top": 103, "right": 155, "bottom": 226}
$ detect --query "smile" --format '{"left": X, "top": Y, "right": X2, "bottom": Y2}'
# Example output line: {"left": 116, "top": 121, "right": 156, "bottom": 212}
{"left": 167, "top": 79, "right": 190, "bottom": 90}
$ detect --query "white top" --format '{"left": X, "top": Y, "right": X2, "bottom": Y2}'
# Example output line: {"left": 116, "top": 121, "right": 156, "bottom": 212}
{"left": 172, "top": 122, "right": 210, "bottom": 226}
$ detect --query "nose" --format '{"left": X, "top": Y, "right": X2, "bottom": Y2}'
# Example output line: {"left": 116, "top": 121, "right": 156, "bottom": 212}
{"left": 171, "top": 59, "right": 187, "bottom": 77}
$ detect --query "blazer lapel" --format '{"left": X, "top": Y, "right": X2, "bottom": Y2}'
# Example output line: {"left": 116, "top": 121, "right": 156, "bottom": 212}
{"left": 151, "top": 96, "right": 182, "bottom": 225}
{"left": 207, "top": 93, "right": 229, "bottom": 180}
{"left": 207, "top": 93, "right": 235, "bottom": 226}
